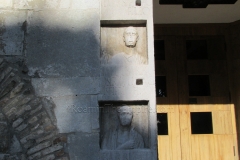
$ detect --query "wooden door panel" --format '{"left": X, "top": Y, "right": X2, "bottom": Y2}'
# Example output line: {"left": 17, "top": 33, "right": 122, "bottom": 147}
{"left": 156, "top": 35, "right": 239, "bottom": 160}
{"left": 190, "top": 135, "right": 234, "bottom": 160}
{"left": 157, "top": 105, "right": 181, "bottom": 160}
{"left": 179, "top": 105, "right": 191, "bottom": 160}
{"left": 212, "top": 110, "right": 233, "bottom": 134}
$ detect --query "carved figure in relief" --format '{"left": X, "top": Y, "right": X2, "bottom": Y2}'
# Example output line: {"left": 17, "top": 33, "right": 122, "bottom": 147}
{"left": 103, "top": 26, "right": 147, "bottom": 65}
{"left": 101, "top": 105, "right": 144, "bottom": 150}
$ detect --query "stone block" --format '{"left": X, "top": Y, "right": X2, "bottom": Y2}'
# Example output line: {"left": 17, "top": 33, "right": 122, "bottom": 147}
{"left": 0, "top": 122, "right": 7, "bottom": 133}
{"left": 0, "top": 0, "right": 12, "bottom": 8}
{"left": 12, "top": 118, "right": 23, "bottom": 128}
{"left": 101, "top": 0, "right": 151, "bottom": 20}
{"left": 28, "top": 116, "right": 38, "bottom": 124}
{"left": 42, "top": 98, "right": 57, "bottom": 126}
{"left": 0, "top": 113, "right": 5, "bottom": 121}
{"left": 71, "top": 0, "right": 100, "bottom": 9}
{"left": 2, "top": 94, "right": 32, "bottom": 115}
{"left": 9, "top": 82, "right": 24, "bottom": 98}
{"left": 12, "top": 0, "right": 100, "bottom": 10}
{"left": 52, "top": 95, "right": 92, "bottom": 133}
{"left": 36, "top": 132, "right": 56, "bottom": 144}
{"left": 91, "top": 96, "right": 99, "bottom": 130}
{"left": 28, "top": 151, "right": 41, "bottom": 160}
{"left": 9, "top": 135, "right": 22, "bottom": 154}
{"left": 29, "top": 104, "right": 43, "bottom": 116}
{"left": 41, "top": 144, "right": 63, "bottom": 156}
{"left": 0, "top": 11, "right": 27, "bottom": 55}
{"left": 68, "top": 133, "right": 99, "bottom": 160}
{"left": 15, "top": 123, "right": 28, "bottom": 132}
{"left": 26, "top": 10, "right": 100, "bottom": 78}
{"left": 27, "top": 141, "right": 52, "bottom": 155}
{"left": 32, "top": 77, "right": 100, "bottom": 97}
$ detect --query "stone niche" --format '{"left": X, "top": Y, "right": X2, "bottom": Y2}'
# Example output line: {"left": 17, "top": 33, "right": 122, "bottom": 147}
{"left": 99, "top": 101, "right": 154, "bottom": 160}
{"left": 100, "top": 20, "right": 148, "bottom": 65}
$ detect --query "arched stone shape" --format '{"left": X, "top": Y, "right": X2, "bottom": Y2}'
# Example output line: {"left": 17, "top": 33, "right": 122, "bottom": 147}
{"left": 0, "top": 58, "right": 69, "bottom": 160}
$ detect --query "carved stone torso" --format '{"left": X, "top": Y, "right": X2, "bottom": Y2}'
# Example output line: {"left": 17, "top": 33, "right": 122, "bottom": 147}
{"left": 101, "top": 127, "right": 144, "bottom": 150}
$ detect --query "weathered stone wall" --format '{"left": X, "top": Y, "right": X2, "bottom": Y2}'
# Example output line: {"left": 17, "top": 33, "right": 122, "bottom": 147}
{"left": 0, "top": 58, "right": 68, "bottom": 160}
{"left": 0, "top": 0, "right": 156, "bottom": 159}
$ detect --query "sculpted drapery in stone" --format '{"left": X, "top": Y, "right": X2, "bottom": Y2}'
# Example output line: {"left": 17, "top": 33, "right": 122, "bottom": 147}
{"left": 101, "top": 105, "right": 144, "bottom": 150}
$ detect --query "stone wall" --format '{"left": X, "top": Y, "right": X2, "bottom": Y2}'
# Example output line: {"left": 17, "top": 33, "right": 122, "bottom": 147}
{"left": 0, "top": 0, "right": 156, "bottom": 159}
{"left": 0, "top": 58, "right": 68, "bottom": 160}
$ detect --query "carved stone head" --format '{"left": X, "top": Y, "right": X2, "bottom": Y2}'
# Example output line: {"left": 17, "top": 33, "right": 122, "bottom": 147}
{"left": 123, "top": 26, "right": 139, "bottom": 48}
{"left": 117, "top": 105, "right": 133, "bottom": 126}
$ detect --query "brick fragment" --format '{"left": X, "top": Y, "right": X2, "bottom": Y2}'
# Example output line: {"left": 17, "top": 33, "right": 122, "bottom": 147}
{"left": 41, "top": 144, "right": 63, "bottom": 156}
{"left": 15, "top": 123, "right": 28, "bottom": 132}
{"left": 27, "top": 141, "right": 51, "bottom": 155}
{"left": 28, "top": 151, "right": 41, "bottom": 160}
{"left": 12, "top": 118, "right": 23, "bottom": 128}
{"left": 20, "top": 128, "right": 45, "bottom": 144}
{"left": 28, "top": 116, "right": 38, "bottom": 124}
{"left": 30, "top": 104, "right": 42, "bottom": 115}
{"left": 53, "top": 136, "right": 67, "bottom": 144}
{"left": 10, "top": 82, "right": 24, "bottom": 98}
{"left": 36, "top": 132, "right": 56, "bottom": 144}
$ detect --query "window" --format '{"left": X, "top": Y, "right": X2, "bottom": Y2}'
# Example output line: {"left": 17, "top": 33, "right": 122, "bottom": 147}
{"left": 157, "top": 113, "right": 168, "bottom": 135}
{"left": 188, "top": 75, "right": 210, "bottom": 96}
{"left": 156, "top": 76, "right": 167, "bottom": 97}
{"left": 186, "top": 40, "right": 208, "bottom": 60}
{"left": 154, "top": 40, "right": 165, "bottom": 60}
{"left": 191, "top": 112, "right": 213, "bottom": 134}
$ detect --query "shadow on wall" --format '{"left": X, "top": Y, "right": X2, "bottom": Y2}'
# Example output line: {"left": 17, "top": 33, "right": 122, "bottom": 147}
{"left": 0, "top": 14, "right": 156, "bottom": 159}
{"left": 0, "top": 12, "right": 108, "bottom": 159}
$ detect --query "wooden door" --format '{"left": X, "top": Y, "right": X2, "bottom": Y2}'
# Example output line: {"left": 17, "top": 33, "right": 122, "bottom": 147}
{"left": 156, "top": 36, "right": 239, "bottom": 160}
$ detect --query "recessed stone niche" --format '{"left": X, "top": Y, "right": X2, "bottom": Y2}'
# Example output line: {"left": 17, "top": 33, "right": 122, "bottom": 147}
{"left": 99, "top": 101, "right": 153, "bottom": 160}
{"left": 101, "top": 21, "right": 148, "bottom": 65}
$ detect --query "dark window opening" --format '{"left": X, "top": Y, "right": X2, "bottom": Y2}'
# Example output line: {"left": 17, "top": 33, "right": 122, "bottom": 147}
{"left": 188, "top": 75, "right": 210, "bottom": 96}
{"left": 155, "top": 76, "right": 167, "bottom": 97}
{"left": 154, "top": 40, "right": 165, "bottom": 60}
{"left": 186, "top": 40, "right": 208, "bottom": 60}
{"left": 136, "top": 79, "right": 143, "bottom": 85}
{"left": 157, "top": 113, "right": 168, "bottom": 135}
{"left": 191, "top": 112, "right": 213, "bottom": 134}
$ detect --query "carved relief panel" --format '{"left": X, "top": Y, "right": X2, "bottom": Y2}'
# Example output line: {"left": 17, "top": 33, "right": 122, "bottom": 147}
{"left": 99, "top": 101, "right": 149, "bottom": 150}
{"left": 101, "top": 22, "right": 148, "bottom": 65}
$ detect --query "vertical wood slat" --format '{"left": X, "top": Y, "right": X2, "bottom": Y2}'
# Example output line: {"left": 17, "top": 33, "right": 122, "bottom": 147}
{"left": 231, "top": 104, "right": 239, "bottom": 160}
{"left": 157, "top": 105, "right": 181, "bottom": 160}
{"left": 212, "top": 110, "right": 233, "bottom": 134}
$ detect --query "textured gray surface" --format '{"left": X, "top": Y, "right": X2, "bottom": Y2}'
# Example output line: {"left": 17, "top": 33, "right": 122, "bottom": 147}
{"left": 0, "top": 11, "right": 27, "bottom": 55}
{"left": 26, "top": 10, "right": 100, "bottom": 78}
{"left": 32, "top": 77, "right": 100, "bottom": 97}
{"left": 68, "top": 133, "right": 99, "bottom": 160}
{"left": 53, "top": 95, "right": 93, "bottom": 133}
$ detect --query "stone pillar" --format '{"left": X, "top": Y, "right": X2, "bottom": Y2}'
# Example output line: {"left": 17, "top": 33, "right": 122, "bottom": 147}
{"left": 99, "top": 0, "right": 157, "bottom": 159}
